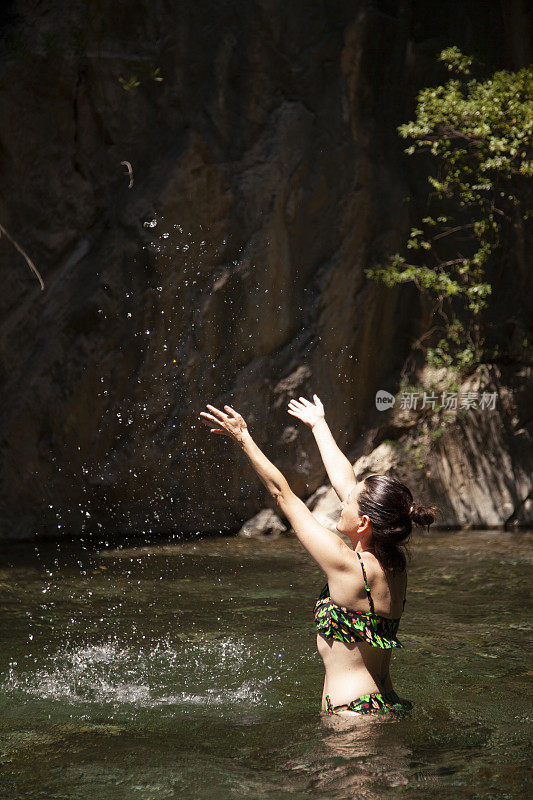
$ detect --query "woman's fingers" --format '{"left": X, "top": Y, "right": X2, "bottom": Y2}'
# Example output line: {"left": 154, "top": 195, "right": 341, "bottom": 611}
{"left": 199, "top": 412, "right": 229, "bottom": 432}
{"left": 200, "top": 411, "right": 225, "bottom": 427}
{"left": 200, "top": 416, "right": 229, "bottom": 435}
{"left": 223, "top": 405, "right": 240, "bottom": 419}
{"left": 288, "top": 399, "right": 308, "bottom": 411}
{"left": 288, "top": 406, "right": 304, "bottom": 417}
{"left": 199, "top": 416, "right": 219, "bottom": 429}
{"left": 206, "top": 404, "right": 228, "bottom": 422}
{"left": 206, "top": 404, "right": 226, "bottom": 417}
{"left": 200, "top": 411, "right": 218, "bottom": 420}
{"left": 201, "top": 403, "right": 249, "bottom": 438}
{"left": 287, "top": 395, "right": 324, "bottom": 428}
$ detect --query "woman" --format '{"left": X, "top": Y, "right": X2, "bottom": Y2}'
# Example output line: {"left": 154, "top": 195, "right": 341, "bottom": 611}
{"left": 200, "top": 394, "right": 437, "bottom": 718}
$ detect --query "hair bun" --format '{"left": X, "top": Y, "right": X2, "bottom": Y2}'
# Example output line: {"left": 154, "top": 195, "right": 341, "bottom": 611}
{"left": 410, "top": 502, "right": 439, "bottom": 529}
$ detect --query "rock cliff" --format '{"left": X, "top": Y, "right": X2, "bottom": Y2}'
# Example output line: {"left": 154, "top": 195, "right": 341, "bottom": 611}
{"left": 0, "top": 1, "right": 530, "bottom": 539}
{"left": 309, "top": 364, "right": 533, "bottom": 532}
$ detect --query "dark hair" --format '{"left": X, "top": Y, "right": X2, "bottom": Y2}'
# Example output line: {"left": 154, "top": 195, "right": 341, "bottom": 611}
{"left": 357, "top": 474, "right": 439, "bottom": 573}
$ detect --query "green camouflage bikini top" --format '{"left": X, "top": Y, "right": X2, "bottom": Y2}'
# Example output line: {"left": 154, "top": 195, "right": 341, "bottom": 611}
{"left": 314, "top": 552, "right": 405, "bottom": 649}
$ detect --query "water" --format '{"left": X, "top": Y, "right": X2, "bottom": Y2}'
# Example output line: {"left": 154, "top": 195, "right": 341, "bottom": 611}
{"left": 0, "top": 530, "right": 531, "bottom": 799}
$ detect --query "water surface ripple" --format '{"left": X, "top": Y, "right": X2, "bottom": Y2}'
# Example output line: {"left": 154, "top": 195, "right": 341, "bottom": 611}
{"left": 0, "top": 531, "right": 531, "bottom": 799}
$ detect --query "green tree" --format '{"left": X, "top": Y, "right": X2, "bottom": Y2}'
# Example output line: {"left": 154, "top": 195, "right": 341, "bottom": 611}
{"left": 366, "top": 47, "right": 532, "bottom": 375}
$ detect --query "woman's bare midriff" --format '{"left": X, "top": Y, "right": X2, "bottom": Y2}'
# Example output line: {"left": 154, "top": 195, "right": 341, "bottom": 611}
{"left": 317, "top": 633, "right": 394, "bottom": 712}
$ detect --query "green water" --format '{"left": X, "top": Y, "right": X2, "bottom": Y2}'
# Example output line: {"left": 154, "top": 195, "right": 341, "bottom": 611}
{"left": 0, "top": 530, "right": 531, "bottom": 799}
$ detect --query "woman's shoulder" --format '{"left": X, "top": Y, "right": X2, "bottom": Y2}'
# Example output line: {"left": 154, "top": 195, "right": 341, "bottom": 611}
{"left": 359, "top": 551, "right": 407, "bottom": 606}
{"left": 360, "top": 550, "right": 407, "bottom": 580}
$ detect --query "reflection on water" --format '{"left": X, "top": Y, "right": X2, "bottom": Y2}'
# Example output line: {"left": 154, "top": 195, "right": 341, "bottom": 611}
{"left": 0, "top": 531, "right": 531, "bottom": 800}
{"left": 318, "top": 718, "right": 413, "bottom": 796}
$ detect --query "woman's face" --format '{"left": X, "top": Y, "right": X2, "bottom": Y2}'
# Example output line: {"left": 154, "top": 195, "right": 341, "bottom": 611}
{"left": 336, "top": 483, "right": 364, "bottom": 535}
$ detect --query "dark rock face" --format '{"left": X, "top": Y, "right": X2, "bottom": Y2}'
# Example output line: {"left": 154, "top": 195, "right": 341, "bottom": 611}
{"left": 0, "top": 1, "right": 530, "bottom": 539}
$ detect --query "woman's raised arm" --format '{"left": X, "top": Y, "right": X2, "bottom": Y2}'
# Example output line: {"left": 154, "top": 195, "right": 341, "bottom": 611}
{"left": 200, "top": 404, "right": 352, "bottom": 578}
{"left": 288, "top": 395, "right": 357, "bottom": 502}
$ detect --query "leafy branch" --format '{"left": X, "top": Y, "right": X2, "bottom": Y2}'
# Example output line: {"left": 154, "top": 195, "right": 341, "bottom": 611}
{"left": 366, "top": 47, "right": 532, "bottom": 374}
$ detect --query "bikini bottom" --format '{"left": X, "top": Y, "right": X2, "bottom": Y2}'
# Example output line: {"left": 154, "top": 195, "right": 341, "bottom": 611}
{"left": 324, "top": 691, "right": 412, "bottom": 716}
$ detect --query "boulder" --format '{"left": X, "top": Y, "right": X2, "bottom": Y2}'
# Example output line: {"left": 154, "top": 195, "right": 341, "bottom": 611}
{"left": 237, "top": 509, "right": 287, "bottom": 538}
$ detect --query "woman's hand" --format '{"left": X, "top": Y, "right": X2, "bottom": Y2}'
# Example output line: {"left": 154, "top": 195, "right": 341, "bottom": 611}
{"left": 200, "top": 404, "right": 249, "bottom": 443}
{"left": 287, "top": 395, "right": 325, "bottom": 429}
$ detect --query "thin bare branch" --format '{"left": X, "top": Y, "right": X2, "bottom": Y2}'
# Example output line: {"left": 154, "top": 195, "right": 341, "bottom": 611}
{"left": 490, "top": 203, "right": 509, "bottom": 220}
{"left": 434, "top": 258, "right": 467, "bottom": 268}
{"left": 120, "top": 160, "right": 134, "bottom": 189}
{"left": 413, "top": 324, "right": 444, "bottom": 347}
{"left": 432, "top": 223, "right": 475, "bottom": 241}
{"left": 400, "top": 322, "right": 446, "bottom": 379}
{"left": 0, "top": 223, "right": 44, "bottom": 291}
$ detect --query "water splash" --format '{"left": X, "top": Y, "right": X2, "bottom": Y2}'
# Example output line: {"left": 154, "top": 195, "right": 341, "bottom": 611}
{"left": 2, "top": 637, "right": 276, "bottom": 708}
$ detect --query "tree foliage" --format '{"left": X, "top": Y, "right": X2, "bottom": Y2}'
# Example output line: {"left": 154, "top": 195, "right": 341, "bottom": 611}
{"left": 366, "top": 47, "right": 532, "bottom": 374}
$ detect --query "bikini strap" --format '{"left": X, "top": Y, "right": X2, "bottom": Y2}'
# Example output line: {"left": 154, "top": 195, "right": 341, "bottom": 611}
{"left": 356, "top": 552, "right": 375, "bottom": 614}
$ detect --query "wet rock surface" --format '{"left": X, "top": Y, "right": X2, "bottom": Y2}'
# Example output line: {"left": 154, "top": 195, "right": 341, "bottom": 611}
{"left": 237, "top": 509, "right": 287, "bottom": 538}
{"left": 0, "top": 1, "right": 530, "bottom": 538}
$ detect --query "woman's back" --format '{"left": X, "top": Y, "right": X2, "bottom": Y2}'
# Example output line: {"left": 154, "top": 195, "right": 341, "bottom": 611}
{"left": 326, "top": 551, "right": 407, "bottom": 619}
{"left": 316, "top": 550, "right": 407, "bottom": 701}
